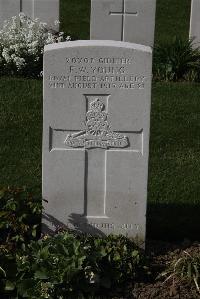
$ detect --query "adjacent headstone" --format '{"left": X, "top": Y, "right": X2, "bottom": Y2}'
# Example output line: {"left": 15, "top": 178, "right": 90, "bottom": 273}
{"left": 0, "top": 0, "right": 20, "bottom": 26}
{"left": 90, "top": 0, "right": 156, "bottom": 47}
{"left": 0, "top": 0, "right": 59, "bottom": 31}
{"left": 23, "top": 0, "right": 60, "bottom": 31}
{"left": 189, "top": 0, "right": 200, "bottom": 48}
{"left": 43, "top": 40, "right": 152, "bottom": 245}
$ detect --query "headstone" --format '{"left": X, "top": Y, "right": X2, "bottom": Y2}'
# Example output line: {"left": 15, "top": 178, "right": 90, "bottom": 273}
{"left": 0, "top": 0, "right": 20, "bottom": 26}
{"left": 0, "top": 0, "right": 59, "bottom": 31}
{"left": 189, "top": 0, "right": 200, "bottom": 48}
{"left": 22, "top": 0, "right": 60, "bottom": 31}
{"left": 90, "top": 0, "right": 156, "bottom": 47}
{"left": 43, "top": 40, "right": 152, "bottom": 245}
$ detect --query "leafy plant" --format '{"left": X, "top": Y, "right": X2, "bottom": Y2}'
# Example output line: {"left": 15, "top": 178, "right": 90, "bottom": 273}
{"left": 160, "top": 249, "right": 200, "bottom": 294}
{"left": 14, "top": 232, "right": 148, "bottom": 298}
{"left": 0, "top": 186, "right": 42, "bottom": 251}
{"left": 153, "top": 37, "right": 200, "bottom": 81}
{"left": 0, "top": 249, "right": 16, "bottom": 295}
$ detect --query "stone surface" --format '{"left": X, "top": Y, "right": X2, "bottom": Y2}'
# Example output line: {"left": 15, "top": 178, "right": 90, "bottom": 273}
{"left": 43, "top": 40, "right": 152, "bottom": 244}
{"left": 23, "top": 0, "right": 59, "bottom": 31}
{"left": 90, "top": 0, "right": 156, "bottom": 47}
{"left": 190, "top": 0, "right": 200, "bottom": 48}
{"left": 0, "top": 0, "right": 20, "bottom": 26}
{"left": 0, "top": 0, "right": 59, "bottom": 31}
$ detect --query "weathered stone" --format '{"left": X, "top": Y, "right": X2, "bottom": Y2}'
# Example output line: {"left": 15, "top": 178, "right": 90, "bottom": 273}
{"left": 90, "top": 0, "right": 156, "bottom": 47}
{"left": 43, "top": 40, "right": 152, "bottom": 245}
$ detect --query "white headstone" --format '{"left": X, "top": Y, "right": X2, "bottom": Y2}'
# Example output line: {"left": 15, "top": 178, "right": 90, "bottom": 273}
{"left": 0, "top": 0, "right": 59, "bottom": 31}
{"left": 90, "top": 0, "right": 156, "bottom": 47}
{"left": 190, "top": 0, "right": 200, "bottom": 48}
{"left": 0, "top": 0, "right": 20, "bottom": 26}
{"left": 43, "top": 40, "right": 152, "bottom": 245}
{"left": 22, "top": 0, "right": 60, "bottom": 31}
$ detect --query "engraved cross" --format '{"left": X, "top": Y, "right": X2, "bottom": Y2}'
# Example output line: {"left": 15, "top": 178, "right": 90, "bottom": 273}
{"left": 50, "top": 94, "right": 143, "bottom": 219}
{"left": 109, "top": 0, "right": 138, "bottom": 41}
{"left": 20, "top": 0, "right": 23, "bottom": 12}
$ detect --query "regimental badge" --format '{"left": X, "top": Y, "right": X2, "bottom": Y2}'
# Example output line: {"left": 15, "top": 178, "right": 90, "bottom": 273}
{"left": 64, "top": 98, "right": 129, "bottom": 149}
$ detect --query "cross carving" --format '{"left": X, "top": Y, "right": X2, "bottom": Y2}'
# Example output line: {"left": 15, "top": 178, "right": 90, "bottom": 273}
{"left": 20, "top": 0, "right": 34, "bottom": 17}
{"left": 109, "top": 0, "right": 138, "bottom": 41}
{"left": 50, "top": 94, "right": 143, "bottom": 219}
{"left": 20, "top": 0, "right": 23, "bottom": 12}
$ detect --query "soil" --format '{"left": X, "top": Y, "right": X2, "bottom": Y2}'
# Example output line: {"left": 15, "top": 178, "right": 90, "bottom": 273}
{"left": 113, "top": 240, "right": 200, "bottom": 299}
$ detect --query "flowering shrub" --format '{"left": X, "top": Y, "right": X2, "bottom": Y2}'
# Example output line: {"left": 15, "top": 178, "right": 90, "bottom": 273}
{"left": 0, "top": 14, "right": 69, "bottom": 78}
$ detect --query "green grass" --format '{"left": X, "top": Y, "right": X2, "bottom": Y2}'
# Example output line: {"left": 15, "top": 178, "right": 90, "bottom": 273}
{"left": 0, "top": 79, "right": 199, "bottom": 240}
{"left": 147, "top": 83, "right": 200, "bottom": 240}
{"left": 60, "top": 0, "right": 191, "bottom": 43}
{"left": 60, "top": 0, "right": 91, "bottom": 40}
{"left": 0, "top": 78, "right": 42, "bottom": 195}
{"left": 154, "top": 0, "right": 191, "bottom": 44}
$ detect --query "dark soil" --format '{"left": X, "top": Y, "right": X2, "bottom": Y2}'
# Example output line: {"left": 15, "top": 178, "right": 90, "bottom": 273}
{"left": 113, "top": 240, "right": 200, "bottom": 299}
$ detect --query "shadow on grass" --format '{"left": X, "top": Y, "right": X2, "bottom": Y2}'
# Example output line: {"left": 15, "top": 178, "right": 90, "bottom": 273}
{"left": 147, "top": 202, "right": 200, "bottom": 241}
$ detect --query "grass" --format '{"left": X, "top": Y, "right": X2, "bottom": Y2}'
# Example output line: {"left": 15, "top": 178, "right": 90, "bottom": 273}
{"left": 0, "top": 79, "right": 199, "bottom": 240}
{"left": 0, "top": 78, "right": 42, "bottom": 195}
{"left": 147, "top": 83, "right": 200, "bottom": 240}
{"left": 60, "top": 0, "right": 90, "bottom": 40}
{"left": 60, "top": 0, "right": 191, "bottom": 44}
{"left": 154, "top": 0, "right": 191, "bottom": 44}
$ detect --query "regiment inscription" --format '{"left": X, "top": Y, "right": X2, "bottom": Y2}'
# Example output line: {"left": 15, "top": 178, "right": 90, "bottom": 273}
{"left": 48, "top": 55, "right": 146, "bottom": 90}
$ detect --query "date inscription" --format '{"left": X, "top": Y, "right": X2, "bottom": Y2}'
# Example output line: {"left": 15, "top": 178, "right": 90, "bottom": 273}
{"left": 67, "top": 222, "right": 138, "bottom": 231}
{"left": 47, "top": 56, "right": 147, "bottom": 90}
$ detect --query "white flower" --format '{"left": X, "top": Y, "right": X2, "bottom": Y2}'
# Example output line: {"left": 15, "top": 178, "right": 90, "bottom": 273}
{"left": 54, "top": 20, "right": 60, "bottom": 25}
{"left": 0, "top": 14, "right": 69, "bottom": 76}
{"left": 2, "top": 49, "right": 11, "bottom": 63}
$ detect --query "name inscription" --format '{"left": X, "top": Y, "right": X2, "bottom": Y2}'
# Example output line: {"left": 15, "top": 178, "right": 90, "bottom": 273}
{"left": 47, "top": 56, "right": 147, "bottom": 90}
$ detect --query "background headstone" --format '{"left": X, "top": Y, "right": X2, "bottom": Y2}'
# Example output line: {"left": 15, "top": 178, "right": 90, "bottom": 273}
{"left": 0, "top": 0, "right": 20, "bottom": 26}
{"left": 43, "top": 40, "right": 152, "bottom": 245}
{"left": 189, "top": 0, "right": 200, "bottom": 48}
{"left": 90, "top": 0, "right": 156, "bottom": 47}
{"left": 23, "top": 0, "right": 60, "bottom": 31}
{"left": 0, "top": 0, "right": 59, "bottom": 31}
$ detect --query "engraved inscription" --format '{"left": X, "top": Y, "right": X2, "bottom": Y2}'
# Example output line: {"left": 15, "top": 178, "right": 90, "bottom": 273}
{"left": 64, "top": 98, "right": 129, "bottom": 149}
{"left": 67, "top": 222, "right": 137, "bottom": 231}
{"left": 47, "top": 56, "right": 147, "bottom": 90}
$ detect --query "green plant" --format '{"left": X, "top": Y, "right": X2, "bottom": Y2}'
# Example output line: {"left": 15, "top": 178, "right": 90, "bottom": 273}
{"left": 14, "top": 232, "right": 148, "bottom": 298}
{"left": 153, "top": 37, "right": 200, "bottom": 81}
{"left": 79, "top": 234, "right": 148, "bottom": 286}
{"left": 0, "top": 187, "right": 42, "bottom": 251}
{"left": 0, "top": 249, "right": 16, "bottom": 295}
{"left": 160, "top": 249, "right": 200, "bottom": 293}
